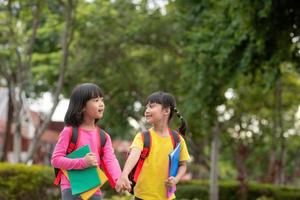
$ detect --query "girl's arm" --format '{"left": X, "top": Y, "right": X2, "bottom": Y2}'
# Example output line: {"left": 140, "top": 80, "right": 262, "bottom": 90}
{"left": 165, "top": 161, "right": 187, "bottom": 188}
{"left": 101, "top": 133, "right": 122, "bottom": 182}
{"left": 122, "top": 147, "right": 141, "bottom": 177}
{"left": 51, "top": 127, "right": 88, "bottom": 170}
{"left": 116, "top": 147, "right": 141, "bottom": 192}
{"left": 166, "top": 136, "right": 190, "bottom": 188}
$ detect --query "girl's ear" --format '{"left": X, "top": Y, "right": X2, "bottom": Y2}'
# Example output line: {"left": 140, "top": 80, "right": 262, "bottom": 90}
{"left": 163, "top": 107, "right": 171, "bottom": 115}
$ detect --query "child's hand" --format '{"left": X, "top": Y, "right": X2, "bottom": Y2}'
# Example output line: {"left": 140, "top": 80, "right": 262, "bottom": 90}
{"left": 165, "top": 176, "right": 178, "bottom": 189}
{"left": 84, "top": 152, "right": 98, "bottom": 167}
{"left": 115, "top": 174, "right": 132, "bottom": 193}
{"left": 115, "top": 181, "right": 122, "bottom": 193}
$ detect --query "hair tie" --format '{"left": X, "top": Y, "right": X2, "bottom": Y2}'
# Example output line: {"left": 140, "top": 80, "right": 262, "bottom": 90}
{"left": 174, "top": 107, "right": 181, "bottom": 118}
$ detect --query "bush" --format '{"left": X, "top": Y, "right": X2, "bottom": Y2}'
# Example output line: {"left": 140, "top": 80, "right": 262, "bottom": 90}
{"left": 0, "top": 163, "right": 60, "bottom": 200}
{"left": 1, "top": 163, "right": 300, "bottom": 200}
{"left": 176, "top": 180, "right": 300, "bottom": 200}
{"left": 176, "top": 184, "right": 208, "bottom": 200}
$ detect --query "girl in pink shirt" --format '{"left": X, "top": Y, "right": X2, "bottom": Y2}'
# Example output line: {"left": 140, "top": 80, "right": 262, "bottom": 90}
{"left": 51, "top": 83, "right": 121, "bottom": 200}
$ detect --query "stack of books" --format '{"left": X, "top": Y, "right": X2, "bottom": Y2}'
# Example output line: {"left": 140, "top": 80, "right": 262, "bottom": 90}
{"left": 62, "top": 145, "right": 108, "bottom": 200}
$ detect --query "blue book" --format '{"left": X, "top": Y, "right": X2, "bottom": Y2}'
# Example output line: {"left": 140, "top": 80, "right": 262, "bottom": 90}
{"left": 167, "top": 143, "right": 181, "bottom": 198}
{"left": 169, "top": 143, "right": 181, "bottom": 177}
{"left": 66, "top": 145, "right": 101, "bottom": 195}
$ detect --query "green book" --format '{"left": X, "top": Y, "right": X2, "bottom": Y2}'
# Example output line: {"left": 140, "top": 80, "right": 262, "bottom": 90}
{"left": 66, "top": 145, "right": 101, "bottom": 195}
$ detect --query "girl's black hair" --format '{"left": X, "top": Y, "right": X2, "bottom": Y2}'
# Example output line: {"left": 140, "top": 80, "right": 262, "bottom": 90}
{"left": 146, "top": 91, "right": 188, "bottom": 136}
{"left": 64, "top": 83, "right": 103, "bottom": 127}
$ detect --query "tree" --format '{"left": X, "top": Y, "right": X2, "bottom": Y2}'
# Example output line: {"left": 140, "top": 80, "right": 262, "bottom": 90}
{"left": 0, "top": 0, "right": 76, "bottom": 163}
{"left": 168, "top": 0, "right": 300, "bottom": 198}
{"left": 62, "top": 0, "right": 187, "bottom": 138}
{"left": 0, "top": 0, "right": 42, "bottom": 162}
{"left": 25, "top": 0, "right": 77, "bottom": 162}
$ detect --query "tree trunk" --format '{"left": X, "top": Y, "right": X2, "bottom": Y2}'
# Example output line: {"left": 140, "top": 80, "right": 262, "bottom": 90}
{"left": 265, "top": 148, "right": 276, "bottom": 183}
{"left": 0, "top": 87, "right": 13, "bottom": 161}
{"left": 1, "top": 0, "right": 42, "bottom": 163}
{"left": 25, "top": 0, "right": 76, "bottom": 163}
{"left": 190, "top": 138, "right": 209, "bottom": 178}
{"left": 236, "top": 143, "right": 248, "bottom": 200}
{"left": 11, "top": 86, "right": 24, "bottom": 163}
{"left": 264, "top": 74, "right": 280, "bottom": 183}
{"left": 13, "top": 120, "right": 22, "bottom": 162}
{"left": 274, "top": 75, "right": 285, "bottom": 185}
{"left": 290, "top": 148, "right": 300, "bottom": 183}
{"left": 210, "top": 120, "right": 220, "bottom": 200}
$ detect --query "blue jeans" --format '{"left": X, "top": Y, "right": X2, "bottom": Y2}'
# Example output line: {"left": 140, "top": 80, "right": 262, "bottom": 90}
{"left": 62, "top": 189, "right": 102, "bottom": 200}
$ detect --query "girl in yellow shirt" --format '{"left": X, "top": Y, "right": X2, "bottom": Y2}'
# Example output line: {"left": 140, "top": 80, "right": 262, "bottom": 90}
{"left": 116, "top": 92, "right": 190, "bottom": 200}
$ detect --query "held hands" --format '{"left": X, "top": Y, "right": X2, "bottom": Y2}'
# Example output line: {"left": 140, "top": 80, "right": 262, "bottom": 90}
{"left": 84, "top": 152, "right": 98, "bottom": 167}
{"left": 115, "top": 174, "right": 132, "bottom": 193}
{"left": 165, "top": 176, "right": 179, "bottom": 189}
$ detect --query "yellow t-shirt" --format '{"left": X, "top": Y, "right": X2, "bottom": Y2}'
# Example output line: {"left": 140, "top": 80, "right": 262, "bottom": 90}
{"left": 130, "top": 128, "right": 190, "bottom": 200}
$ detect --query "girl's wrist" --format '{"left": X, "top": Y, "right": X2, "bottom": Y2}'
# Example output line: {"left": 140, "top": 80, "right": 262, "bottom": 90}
{"left": 81, "top": 158, "right": 88, "bottom": 168}
{"left": 120, "top": 172, "right": 129, "bottom": 178}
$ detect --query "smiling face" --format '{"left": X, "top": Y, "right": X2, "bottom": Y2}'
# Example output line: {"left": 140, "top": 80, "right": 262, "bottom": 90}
{"left": 144, "top": 92, "right": 176, "bottom": 126}
{"left": 144, "top": 102, "right": 170, "bottom": 125}
{"left": 83, "top": 96, "right": 105, "bottom": 121}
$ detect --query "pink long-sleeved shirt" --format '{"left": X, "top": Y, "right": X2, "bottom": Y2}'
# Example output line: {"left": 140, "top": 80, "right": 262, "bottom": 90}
{"left": 51, "top": 126, "right": 121, "bottom": 195}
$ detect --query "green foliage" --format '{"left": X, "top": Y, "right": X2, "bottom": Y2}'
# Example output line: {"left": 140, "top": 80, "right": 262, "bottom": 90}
{"left": 104, "top": 179, "right": 300, "bottom": 200}
{"left": 165, "top": 0, "right": 300, "bottom": 184}
{"left": 59, "top": 0, "right": 189, "bottom": 138}
{"left": 176, "top": 182, "right": 208, "bottom": 200}
{"left": 2, "top": 0, "right": 300, "bottom": 188}
{"left": 0, "top": 163, "right": 59, "bottom": 200}
{"left": 1, "top": 163, "right": 300, "bottom": 200}
{"left": 175, "top": 180, "right": 300, "bottom": 200}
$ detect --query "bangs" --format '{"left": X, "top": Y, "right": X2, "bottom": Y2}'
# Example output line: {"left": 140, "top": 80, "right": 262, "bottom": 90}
{"left": 146, "top": 92, "right": 163, "bottom": 105}
{"left": 89, "top": 88, "right": 103, "bottom": 98}
{"left": 86, "top": 85, "right": 103, "bottom": 99}
{"left": 76, "top": 83, "right": 103, "bottom": 102}
{"left": 145, "top": 91, "right": 176, "bottom": 109}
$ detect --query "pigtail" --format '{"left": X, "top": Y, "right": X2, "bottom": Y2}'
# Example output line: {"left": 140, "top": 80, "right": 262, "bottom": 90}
{"left": 173, "top": 107, "right": 188, "bottom": 136}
